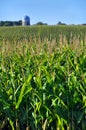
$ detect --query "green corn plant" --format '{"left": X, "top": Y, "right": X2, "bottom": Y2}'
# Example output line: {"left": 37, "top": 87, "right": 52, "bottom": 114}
{"left": 15, "top": 74, "right": 32, "bottom": 109}
{"left": 0, "top": 25, "right": 86, "bottom": 130}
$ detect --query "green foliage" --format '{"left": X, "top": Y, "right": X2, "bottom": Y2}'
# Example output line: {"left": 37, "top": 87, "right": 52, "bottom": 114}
{"left": 0, "top": 20, "right": 22, "bottom": 26}
{"left": 0, "top": 25, "right": 86, "bottom": 44}
{"left": 0, "top": 25, "right": 86, "bottom": 129}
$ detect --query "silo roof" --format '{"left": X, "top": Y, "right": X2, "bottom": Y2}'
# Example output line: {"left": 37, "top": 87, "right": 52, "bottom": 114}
{"left": 24, "top": 15, "right": 30, "bottom": 20}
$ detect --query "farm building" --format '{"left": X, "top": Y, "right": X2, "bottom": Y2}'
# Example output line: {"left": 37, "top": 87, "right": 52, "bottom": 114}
{"left": 22, "top": 15, "right": 30, "bottom": 26}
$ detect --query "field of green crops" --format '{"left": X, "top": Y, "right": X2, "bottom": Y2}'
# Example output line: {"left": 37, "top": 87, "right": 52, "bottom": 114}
{"left": 0, "top": 25, "right": 86, "bottom": 130}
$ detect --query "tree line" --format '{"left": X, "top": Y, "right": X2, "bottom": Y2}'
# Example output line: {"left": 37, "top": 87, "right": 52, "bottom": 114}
{"left": 1, "top": 20, "right": 85, "bottom": 26}
{"left": 0, "top": 20, "right": 22, "bottom": 26}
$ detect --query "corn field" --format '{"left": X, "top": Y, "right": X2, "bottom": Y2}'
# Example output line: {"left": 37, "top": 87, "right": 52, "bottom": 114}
{"left": 0, "top": 25, "right": 86, "bottom": 130}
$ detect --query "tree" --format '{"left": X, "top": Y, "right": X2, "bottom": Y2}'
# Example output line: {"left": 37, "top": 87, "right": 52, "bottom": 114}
{"left": 0, "top": 21, "right": 4, "bottom": 26}
{"left": 0, "top": 20, "right": 22, "bottom": 26}
{"left": 58, "top": 21, "right": 66, "bottom": 25}
{"left": 35, "top": 22, "right": 48, "bottom": 25}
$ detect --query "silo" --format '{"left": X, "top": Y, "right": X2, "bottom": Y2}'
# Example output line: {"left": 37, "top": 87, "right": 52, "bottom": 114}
{"left": 22, "top": 15, "right": 30, "bottom": 26}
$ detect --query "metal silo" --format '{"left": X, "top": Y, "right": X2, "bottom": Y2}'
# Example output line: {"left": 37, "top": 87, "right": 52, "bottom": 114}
{"left": 22, "top": 15, "right": 30, "bottom": 26}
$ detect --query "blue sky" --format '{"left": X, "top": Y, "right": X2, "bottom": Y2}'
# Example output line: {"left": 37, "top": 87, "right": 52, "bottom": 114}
{"left": 0, "top": 0, "right": 86, "bottom": 25}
